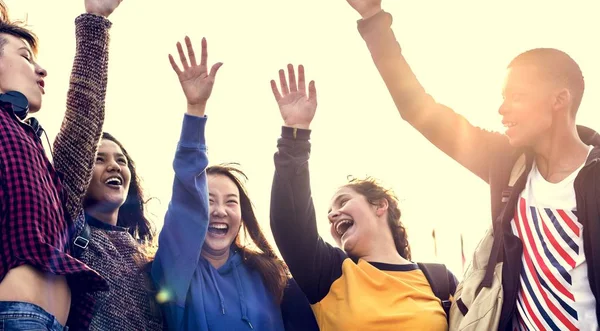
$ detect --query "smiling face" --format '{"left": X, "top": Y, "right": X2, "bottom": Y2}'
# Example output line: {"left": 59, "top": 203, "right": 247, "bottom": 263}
{"left": 84, "top": 139, "right": 132, "bottom": 211}
{"left": 0, "top": 33, "right": 46, "bottom": 112}
{"left": 499, "top": 65, "right": 557, "bottom": 147}
{"left": 328, "top": 186, "right": 385, "bottom": 257}
{"left": 205, "top": 174, "right": 242, "bottom": 256}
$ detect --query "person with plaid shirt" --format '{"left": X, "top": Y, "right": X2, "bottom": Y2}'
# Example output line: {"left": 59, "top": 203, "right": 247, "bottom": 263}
{"left": 0, "top": 0, "right": 123, "bottom": 330}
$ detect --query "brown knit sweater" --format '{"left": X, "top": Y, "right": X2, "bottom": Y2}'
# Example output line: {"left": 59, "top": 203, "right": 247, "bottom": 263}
{"left": 53, "top": 13, "right": 163, "bottom": 331}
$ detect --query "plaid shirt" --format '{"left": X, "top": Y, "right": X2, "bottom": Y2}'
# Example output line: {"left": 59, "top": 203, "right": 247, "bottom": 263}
{"left": 0, "top": 103, "right": 108, "bottom": 329}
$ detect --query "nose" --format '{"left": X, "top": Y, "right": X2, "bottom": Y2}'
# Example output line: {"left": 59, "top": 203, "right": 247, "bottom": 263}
{"left": 35, "top": 64, "right": 47, "bottom": 78}
{"left": 328, "top": 209, "right": 340, "bottom": 222}
{"left": 211, "top": 204, "right": 227, "bottom": 217}
{"left": 106, "top": 159, "right": 121, "bottom": 172}
{"left": 498, "top": 101, "right": 509, "bottom": 116}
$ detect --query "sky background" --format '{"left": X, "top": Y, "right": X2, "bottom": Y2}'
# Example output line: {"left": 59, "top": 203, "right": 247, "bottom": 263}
{"left": 8, "top": 0, "right": 600, "bottom": 278}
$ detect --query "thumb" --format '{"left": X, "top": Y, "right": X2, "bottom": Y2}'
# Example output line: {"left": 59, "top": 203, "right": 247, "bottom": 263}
{"left": 209, "top": 62, "right": 224, "bottom": 78}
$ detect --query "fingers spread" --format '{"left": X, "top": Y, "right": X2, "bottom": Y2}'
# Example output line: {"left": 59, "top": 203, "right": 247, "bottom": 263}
{"left": 201, "top": 37, "right": 208, "bottom": 68}
{"left": 287, "top": 64, "right": 297, "bottom": 92}
{"left": 308, "top": 80, "right": 317, "bottom": 103}
{"left": 298, "top": 64, "right": 306, "bottom": 92}
{"left": 278, "top": 69, "right": 290, "bottom": 95}
{"left": 176, "top": 41, "right": 189, "bottom": 70}
{"left": 185, "top": 36, "right": 197, "bottom": 67}
{"left": 209, "top": 62, "right": 224, "bottom": 78}
{"left": 270, "top": 80, "right": 282, "bottom": 102}
{"left": 168, "top": 54, "right": 182, "bottom": 75}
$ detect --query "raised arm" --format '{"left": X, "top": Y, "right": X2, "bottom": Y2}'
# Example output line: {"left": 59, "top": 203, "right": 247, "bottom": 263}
{"left": 52, "top": 0, "right": 122, "bottom": 224}
{"left": 151, "top": 37, "right": 222, "bottom": 328}
{"left": 346, "top": 0, "right": 506, "bottom": 181}
{"left": 270, "top": 65, "right": 346, "bottom": 304}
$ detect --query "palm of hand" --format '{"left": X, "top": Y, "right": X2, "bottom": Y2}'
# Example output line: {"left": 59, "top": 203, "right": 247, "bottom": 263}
{"left": 279, "top": 92, "right": 316, "bottom": 126}
{"left": 179, "top": 69, "right": 214, "bottom": 106}
{"left": 169, "top": 37, "right": 223, "bottom": 110}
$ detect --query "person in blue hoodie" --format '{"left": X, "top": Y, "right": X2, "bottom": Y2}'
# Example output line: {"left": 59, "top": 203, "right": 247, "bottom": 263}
{"left": 151, "top": 36, "right": 318, "bottom": 331}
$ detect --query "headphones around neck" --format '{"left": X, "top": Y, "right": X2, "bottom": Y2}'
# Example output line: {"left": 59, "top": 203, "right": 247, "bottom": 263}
{"left": 0, "top": 90, "right": 43, "bottom": 138}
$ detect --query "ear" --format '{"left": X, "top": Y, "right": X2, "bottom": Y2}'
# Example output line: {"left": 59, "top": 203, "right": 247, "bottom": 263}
{"left": 553, "top": 88, "right": 571, "bottom": 113}
{"left": 375, "top": 199, "right": 389, "bottom": 217}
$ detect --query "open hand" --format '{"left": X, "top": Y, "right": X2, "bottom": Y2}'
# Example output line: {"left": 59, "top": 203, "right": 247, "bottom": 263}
{"left": 270, "top": 64, "right": 317, "bottom": 130}
{"left": 169, "top": 37, "right": 223, "bottom": 117}
{"left": 346, "top": 0, "right": 382, "bottom": 19}
{"left": 85, "top": 0, "right": 123, "bottom": 18}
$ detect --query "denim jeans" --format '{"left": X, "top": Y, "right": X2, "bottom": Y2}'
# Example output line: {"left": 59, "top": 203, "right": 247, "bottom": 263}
{"left": 0, "top": 302, "right": 67, "bottom": 331}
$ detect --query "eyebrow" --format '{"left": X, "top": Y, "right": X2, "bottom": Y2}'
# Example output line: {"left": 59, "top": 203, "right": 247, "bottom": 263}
{"left": 208, "top": 193, "right": 239, "bottom": 199}
{"left": 327, "top": 194, "right": 349, "bottom": 214}
{"left": 97, "top": 152, "right": 126, "bottom": 159}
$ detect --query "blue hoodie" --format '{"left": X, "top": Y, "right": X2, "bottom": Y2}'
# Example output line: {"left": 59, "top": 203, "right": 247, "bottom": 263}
{"left": 152, "top": 114, "right": 317, "bottom": 331}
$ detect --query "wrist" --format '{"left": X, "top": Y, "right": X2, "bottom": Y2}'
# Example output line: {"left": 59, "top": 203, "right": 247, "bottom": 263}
{"left": 186, "top": 103, "right": 207, "bottom": 117}
{"left": 361, "top": 7, "right": 383, "bottom": 20}
{"left": 284, "top": 123, "right": 310, "bottom": 130}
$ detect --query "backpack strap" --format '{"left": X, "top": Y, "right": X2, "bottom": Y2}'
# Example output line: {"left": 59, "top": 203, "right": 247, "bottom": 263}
{"left": 72, "top": 222, "right": 91, "bottom": 258}
{"left": 418, "top": 262, "right": 456, "bottom": 318}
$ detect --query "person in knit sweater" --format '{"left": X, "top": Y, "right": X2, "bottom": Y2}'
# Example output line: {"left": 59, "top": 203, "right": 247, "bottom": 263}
{"left": 46, "top": 0, "right": 163, "bottom": 329}
{"left": 0, "top": 0, "right": 121, "bottom": 330}
{"left": 76, "top": 132, "right": 163, "bottom": 331}
{"left": 152, "top": 37, "right": 318, "bottom": 331}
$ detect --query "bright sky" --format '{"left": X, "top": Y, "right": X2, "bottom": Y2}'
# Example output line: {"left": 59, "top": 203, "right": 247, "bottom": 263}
{"left": 8, "top": 0, "right": 600, "bottom": 278}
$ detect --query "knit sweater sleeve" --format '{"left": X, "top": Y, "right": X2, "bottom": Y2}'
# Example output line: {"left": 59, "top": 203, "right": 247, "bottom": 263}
{"left": 52, "top": 14, "right": 112, "bottom": 223}
{"left": 357, "top": 11, "right": 506, "bottom": 182}
{"left": 152, "top": 114, "right": 208, "bottom": 328}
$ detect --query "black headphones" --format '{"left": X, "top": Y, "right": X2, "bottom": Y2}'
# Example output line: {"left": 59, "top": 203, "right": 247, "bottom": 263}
{"left": 0, "top": 90, "right": 43, "bottom": 138}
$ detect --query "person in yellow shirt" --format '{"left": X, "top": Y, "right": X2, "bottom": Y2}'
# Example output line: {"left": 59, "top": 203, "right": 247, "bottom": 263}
{"left": 268, "top": 64, "right": 456, "bottom": 331}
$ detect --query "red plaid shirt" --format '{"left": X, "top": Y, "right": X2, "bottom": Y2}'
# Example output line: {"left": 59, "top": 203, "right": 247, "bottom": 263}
{"left": 0, "top": 102, "right": 108, "bottom": 329}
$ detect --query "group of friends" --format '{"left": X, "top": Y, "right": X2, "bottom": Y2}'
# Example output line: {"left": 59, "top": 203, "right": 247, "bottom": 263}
{"left": 1, "top": 0, "right": 599, "bottom": 330}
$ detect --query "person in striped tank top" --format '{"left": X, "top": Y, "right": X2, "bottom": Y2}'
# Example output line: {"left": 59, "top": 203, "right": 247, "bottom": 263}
{"left": 344, "top": 0, "right": 600, "bottom": 329}
{"left": 504, "top": 50, "right": 597, "bottom": 331}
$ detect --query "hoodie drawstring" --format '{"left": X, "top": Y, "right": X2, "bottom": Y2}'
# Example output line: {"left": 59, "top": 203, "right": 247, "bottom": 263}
{"left": 233, "top": 262, "right": 254, "bottom": 329}
{"left": 208, "top": 266, "right": 226, "bottom": 315}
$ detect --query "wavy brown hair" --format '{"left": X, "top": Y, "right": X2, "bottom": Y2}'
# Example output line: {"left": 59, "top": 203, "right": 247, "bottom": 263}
{"left": 343, "top": 177, "right": 411, "bottom": 260}
{"left": 0, "top": 1, "right": 38, "bottom": 56}
{"left": 207, "top": 163, "right": 288, "bottom": 303}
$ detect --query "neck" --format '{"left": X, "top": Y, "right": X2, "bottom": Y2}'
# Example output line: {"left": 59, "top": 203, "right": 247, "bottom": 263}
{"left": 532, "top": 121, "right": 589, "bottom": 183}
{"left": 86, "top": 207, "right": 119, "bottom": 226}
{"left": 202, "top": 247, "right": 230, "bottom": 269}
{"left": 361, "top": 237, "right": 410, "bottom": 265}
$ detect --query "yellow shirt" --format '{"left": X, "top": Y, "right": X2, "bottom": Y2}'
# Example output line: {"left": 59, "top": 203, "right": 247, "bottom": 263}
{"left": 311, "top": 259, "right": 447, "bottom": 331}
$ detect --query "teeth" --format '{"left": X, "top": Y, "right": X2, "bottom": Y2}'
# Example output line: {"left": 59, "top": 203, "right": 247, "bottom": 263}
{"left": 504, "top": 122, "right": 516, "bottom": 128}
{"left": 104, "top": 177, "right": 122, "bottom": 185}
{"left": 335, "top": 219, "right": 354, "bottom": 236}
{"left": 209, "top": 223, "right": 228, "bottom": 230}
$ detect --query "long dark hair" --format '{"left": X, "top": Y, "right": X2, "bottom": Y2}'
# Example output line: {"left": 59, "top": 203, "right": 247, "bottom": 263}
{"left": 344, "top": 177, "right": 411, "bottom": 260}
{"left": 88, "top": 132, "right": 156, "bottom": 244}
{"left": 207, "top": 163, "right": 288, "bottom": 303}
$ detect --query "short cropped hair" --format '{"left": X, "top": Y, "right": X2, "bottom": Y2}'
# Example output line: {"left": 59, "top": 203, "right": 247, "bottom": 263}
{"left": 509, "top": 48, "right": 584, "bottom": 115}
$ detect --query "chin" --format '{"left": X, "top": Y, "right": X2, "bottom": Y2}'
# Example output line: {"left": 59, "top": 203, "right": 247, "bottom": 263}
{"left": 24, "top": 92, "right": 42, "bottom": 113}
{"left": 203, "top": 238, "right": 233, "bottom": 254}
{"left": 342, "top": 241, "right": 357, "bottom": 256}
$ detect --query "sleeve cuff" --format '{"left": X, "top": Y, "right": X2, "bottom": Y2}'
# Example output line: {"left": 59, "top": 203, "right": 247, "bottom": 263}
{"left": 281, "top": 126, "right": 311, "bottom": 140}
{"left": 75, "top": 13, "right": 112, "bottom": 30}
{"left": 180, "top": 114, "right": 207, "bottom": 146}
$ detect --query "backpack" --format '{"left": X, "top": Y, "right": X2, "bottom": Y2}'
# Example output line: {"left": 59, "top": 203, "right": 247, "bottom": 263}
{"left": 418, "top": 262, "right": 458, "bottom": 319}
{"left": 448, "top": 154, "right": 526, "bottom": 331}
